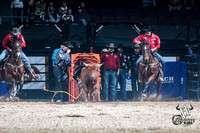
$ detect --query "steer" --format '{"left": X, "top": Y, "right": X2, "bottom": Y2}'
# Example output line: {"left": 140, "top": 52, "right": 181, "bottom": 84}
{"left": 79, "top": 62, "right": 103, "bottom": 101}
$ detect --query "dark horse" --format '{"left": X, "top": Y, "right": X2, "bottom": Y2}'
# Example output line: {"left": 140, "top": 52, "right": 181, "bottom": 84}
{"left": 0, "top": 40, "right": 25, "bottom": 98}
{"left": 138, "top": 41, "right": 164, "bottom": 101}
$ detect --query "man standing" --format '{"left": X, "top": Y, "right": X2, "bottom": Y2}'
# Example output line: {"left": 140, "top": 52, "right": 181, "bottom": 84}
{"left": 115, "top": 44, "right": 128, "bottom": 101}
{"left": 133, "top": 25, "right": 165, "bottom": 81}
{"left": 100, "top": 43, "right": 120, "bottom": 101}
{"left": 128, "top": 44, "right": 141, "bottom": 99}
{"left": 53, "top": 42, "right": 73, "bottom": 102}
{"left": 0, "top": 27, "right": 38, "bottom": 79}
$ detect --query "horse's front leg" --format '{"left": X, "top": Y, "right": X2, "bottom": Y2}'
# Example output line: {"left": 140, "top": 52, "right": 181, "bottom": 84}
{"left": 9, "top": 78, "right": 16, "bottom": 98}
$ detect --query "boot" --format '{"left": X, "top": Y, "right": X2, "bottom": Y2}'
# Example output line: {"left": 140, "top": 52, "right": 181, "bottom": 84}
{"left": 29, "top": 70, "right": 39, "bottom": 79}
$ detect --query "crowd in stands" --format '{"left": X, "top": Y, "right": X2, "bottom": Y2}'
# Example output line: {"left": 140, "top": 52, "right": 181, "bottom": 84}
{"left": 10, "top": 0, "right": 200, "bottom": 25}
{"left": 11, "top": 0, "right": 91, "bottom": 25}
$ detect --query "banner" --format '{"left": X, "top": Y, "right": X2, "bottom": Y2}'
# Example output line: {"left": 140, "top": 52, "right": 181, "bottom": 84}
{"left": 149, "top": 62, "right": 186, "bottom": 99}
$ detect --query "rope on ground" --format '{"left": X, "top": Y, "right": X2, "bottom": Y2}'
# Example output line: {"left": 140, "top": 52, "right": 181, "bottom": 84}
{"left": 43, "top": 88, "right": 84, "bottom": 102}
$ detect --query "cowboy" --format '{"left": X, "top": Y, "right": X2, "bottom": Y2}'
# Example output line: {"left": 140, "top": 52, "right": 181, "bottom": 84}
{"left": 133, "top": 25, "right": 165, "bottom": 82}
{"left": 128, "top": 44, "right": 142, "bottom": 99}
{"left": 53, "top": 41, "right": 73, "bottom": 103}
{"left": 115, "top": 44, "right": 128, "bottom": 101}
{"left": 100, "top": 43, "right": 120, "bottom": 101}
{"left": 0, "top": 27, "right": 38, "bottom": 79}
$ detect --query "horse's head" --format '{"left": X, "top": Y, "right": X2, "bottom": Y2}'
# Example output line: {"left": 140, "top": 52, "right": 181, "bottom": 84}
{"left": 141, "top": 40, "right": 151, "bottom": 64}
{"left": 11, "top": 40, "right": 22, "bottom": 59}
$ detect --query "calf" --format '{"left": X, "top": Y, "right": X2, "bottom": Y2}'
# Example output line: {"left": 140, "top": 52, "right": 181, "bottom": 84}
{"left": 79, "top": 62, "right": 103, "bottom": 101}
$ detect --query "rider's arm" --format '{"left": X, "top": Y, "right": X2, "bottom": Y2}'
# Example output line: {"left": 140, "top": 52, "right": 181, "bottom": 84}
{"left": 133, "top": 35, "right": 143, "bottom": 44}
{"left": 19, "top": 34, "right": 26, "bottom": 48}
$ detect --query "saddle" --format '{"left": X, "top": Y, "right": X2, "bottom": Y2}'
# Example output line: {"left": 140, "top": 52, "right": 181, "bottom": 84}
{"left": 151, "top": 53, "right": 164, "bottom": 82}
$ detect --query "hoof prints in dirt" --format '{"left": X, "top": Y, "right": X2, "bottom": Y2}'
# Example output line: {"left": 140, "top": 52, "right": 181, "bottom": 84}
{"left": 57, "top": 115, "right": 85, "bottom": 118}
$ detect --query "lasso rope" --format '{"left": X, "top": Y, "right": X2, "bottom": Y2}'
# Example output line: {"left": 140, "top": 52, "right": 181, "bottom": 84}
{"left": 43, "top": 88, "right": 84, "bottom": 102}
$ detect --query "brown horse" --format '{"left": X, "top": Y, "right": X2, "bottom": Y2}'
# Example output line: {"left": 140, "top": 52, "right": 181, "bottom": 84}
{"left": 138, "top": 41, "right": 163, "bottom": 101}
{"left": 0, "top": 40, "right": 25, "bottom": 98}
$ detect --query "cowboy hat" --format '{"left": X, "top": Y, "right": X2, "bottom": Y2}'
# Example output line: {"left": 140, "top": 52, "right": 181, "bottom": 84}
{"left": 117, "top": 43, "right": 124, "bottom": 49}
{"left": 101, "top": 48, "right": 109, "bottom": 53}
{"left": 142, "top": 25, "right": 154, "bottom": 32}
{"left": 63, "top": 41, "right": 74, "bottom": 48}
{"left": 107, "top": 43, "right": 116, "bottom": 48}
{"left": 11, "top": 27, "right": 21, "bottom": 36}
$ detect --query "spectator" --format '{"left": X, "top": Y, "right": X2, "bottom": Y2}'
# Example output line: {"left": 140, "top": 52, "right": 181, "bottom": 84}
{"left": 53, "top": 42, "right": 73, "bottom": 103}
{"left": 100, "top": 43, "right": 120, "bottom": 101}
{"left": 168, "top": 0, "right": 182, "bottom": 12}
{"left": 115, "top": 44, "right": 128, "bottom": 101}
{"left": 46, "top": 9, "right": 60, "bottom": 22}
{"left": 11, "top": 0, "right": 24, "bottom": 22}
{"left": 61, "top": 8, "right": 74, "bottom": 23}
{"left": 59, "top": 1, "right": 68, "bottom": 14}
{"left": 80, "top": 1, "right": 87, "bottom": 12}
{"left": 31, "top": 0, "right": 43, "bottom": 22}
{"left": 128, "top": 44, "right": 142, "bottom": 99}
{"left": 142, "top": 0, "right": 156, "bottom": 10}
{"left": 46, "top": 1, "right": 56, "bottom": 14}
{"left": 182, "top": 0, "right": 198, "bottom": 11}
{"left": 23, "top": 0, "right": 34, "bottom": 18}
{"left": 74, "top": 6, "right": 90, "bottom": 26}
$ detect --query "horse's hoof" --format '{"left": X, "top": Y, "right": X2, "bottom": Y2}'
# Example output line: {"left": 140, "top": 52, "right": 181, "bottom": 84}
{"left": 140, "top": 94, "right": 146, "bottom": 102}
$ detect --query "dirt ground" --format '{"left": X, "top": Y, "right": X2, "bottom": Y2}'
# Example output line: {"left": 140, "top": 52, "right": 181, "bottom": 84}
{"left": 0, "top": 101, "right": 199, "bottom": 133}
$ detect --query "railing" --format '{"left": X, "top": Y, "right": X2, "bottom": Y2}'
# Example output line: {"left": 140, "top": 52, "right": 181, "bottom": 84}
{"left": 0, "top": 16, "right": 28, "bottom": 26}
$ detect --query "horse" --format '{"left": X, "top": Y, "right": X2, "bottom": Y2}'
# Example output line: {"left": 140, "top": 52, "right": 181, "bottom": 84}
{"left": 138, "top": 41, "right": 163, "bottom": 101}
{"left": 0, "top": 40, "right": 25, "bottom": 98}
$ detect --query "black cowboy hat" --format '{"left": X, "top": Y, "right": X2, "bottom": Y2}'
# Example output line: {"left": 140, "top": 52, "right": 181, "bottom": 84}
{"left": 142, "top": 25, "right": 154, "bottom": 32}
{"left": 63, "top": 41, "right": 74, "bottom": 48}
{"left": 117, "top": 43, "right": 124, "bottom": 49}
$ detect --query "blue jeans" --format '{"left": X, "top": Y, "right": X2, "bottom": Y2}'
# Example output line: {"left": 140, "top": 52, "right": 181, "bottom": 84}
{"left": 102, "top": 69, "right": 117, "bottom": 101}
{"left": 115, "top": 69, "right": 127, "bottom": 100}
{"left": 53, "top": 67, "right": 68, "bottom": 101}
{"left": 136, "top": 52, "right": 165, "bottom": 70}
{"left": 0, "top": 49, "right": 32, "bottom": 71}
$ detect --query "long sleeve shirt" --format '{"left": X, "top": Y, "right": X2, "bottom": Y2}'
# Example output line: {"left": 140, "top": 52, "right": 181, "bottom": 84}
{"left": 54, "top": 48, "right": 70, "bottom": 67}
{"left": 100, "top": 52, "right": 120, "bottom": 70}
{"left": 2, "top": 33, "right": 26, "bottom": 50}
{"left": 133, "top": 33, "right": 161, "bottom": 52}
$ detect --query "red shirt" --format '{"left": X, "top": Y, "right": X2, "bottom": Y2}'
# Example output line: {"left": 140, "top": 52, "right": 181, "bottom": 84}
{"left": 2, "top": 33, "right": 26, "bottom": 50}
{"left": 133, "top": 33, "right": 160, "bottom": 52}
{"left": 100, "top": 52, "right": 120, "bottom": 70}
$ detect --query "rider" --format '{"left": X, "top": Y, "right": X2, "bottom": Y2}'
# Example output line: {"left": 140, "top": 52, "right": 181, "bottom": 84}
{"left": 133, "top": 25, "right": 165, "bottom": 82}
{"left": 0, "top": 27, "right": 38, "bottom": 79}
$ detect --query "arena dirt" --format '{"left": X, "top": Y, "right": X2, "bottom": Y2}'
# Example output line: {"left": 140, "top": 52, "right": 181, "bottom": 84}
{"left": 0, "top": 101, "right": 199, "bottom": 133}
